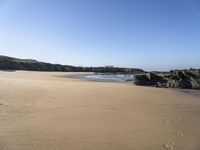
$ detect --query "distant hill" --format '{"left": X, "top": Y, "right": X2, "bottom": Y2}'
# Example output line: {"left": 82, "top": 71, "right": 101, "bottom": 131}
{"left": 0, "top": 55, "right": 144, "bottom": 74}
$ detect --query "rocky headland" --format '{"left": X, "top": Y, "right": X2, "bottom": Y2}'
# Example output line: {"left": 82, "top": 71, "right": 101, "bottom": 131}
{"left": 0, "top": 55, "right": 144, "bottom": 74}
{"left": 134, "top": 69, "right": 200, "bottom": 89}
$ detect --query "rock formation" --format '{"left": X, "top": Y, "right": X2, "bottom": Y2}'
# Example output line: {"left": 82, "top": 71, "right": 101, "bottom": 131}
{"left": 134, "top": 69, "right": 200, "bottom": 89}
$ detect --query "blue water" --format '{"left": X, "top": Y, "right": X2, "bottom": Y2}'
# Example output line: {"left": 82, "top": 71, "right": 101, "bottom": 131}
{"left": 66, "top": 74, "right": 134, "bottom": 82}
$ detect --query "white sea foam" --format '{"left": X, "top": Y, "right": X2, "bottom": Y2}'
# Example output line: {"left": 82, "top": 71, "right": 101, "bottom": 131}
{"left": 84, "top": 74, "right": 133, "bottom": 82}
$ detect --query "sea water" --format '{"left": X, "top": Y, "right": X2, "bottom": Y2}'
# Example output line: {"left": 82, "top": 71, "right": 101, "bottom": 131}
{"left": 66, "top": 74, "right": 134, "bottom": 82}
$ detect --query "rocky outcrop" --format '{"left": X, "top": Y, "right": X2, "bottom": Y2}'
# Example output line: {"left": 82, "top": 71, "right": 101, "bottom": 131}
{"left": 0, "top": 55, "right": 144, "bottom": 74}
{"left": 134, "top": 73, "right": 167, "bottom": 86}
{"left": 134, "top": 69, "right": 200, "bottom": 89}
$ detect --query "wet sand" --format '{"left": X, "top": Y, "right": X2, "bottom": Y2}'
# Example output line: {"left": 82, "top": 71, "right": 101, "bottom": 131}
{"left": 0, "top": 71, "right": 200, "bottom": 150}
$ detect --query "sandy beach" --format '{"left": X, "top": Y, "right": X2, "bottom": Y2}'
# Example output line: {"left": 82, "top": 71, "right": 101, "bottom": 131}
{"left": 0, "top": 71, "right": 200, "bottom": 150}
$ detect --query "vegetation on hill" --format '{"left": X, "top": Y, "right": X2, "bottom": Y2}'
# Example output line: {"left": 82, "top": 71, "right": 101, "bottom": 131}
{"left": 0, "top": 55, "right": 144, "bottom": 74}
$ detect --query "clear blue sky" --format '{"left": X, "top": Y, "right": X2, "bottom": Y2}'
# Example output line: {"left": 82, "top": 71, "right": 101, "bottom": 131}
{"left": 0, "top": 0, "right": 200, "bottom": 71}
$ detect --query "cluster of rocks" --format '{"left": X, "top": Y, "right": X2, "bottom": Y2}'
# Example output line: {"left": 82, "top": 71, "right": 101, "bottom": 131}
{"left": 134, "top": 69, "right": 200, "bottom": 89}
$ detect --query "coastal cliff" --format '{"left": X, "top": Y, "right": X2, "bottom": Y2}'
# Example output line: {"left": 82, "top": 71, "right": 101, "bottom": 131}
{"left": 0, "top": 55, "right": 144, "bottom": 74}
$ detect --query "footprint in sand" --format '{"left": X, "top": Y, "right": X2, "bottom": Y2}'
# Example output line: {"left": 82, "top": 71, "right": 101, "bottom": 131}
{"left": 163, "top": 141, "right": 175, "bottom": 150}
{"left": 164, "top": 119, "right": 173, "bottom": 126}
{"left": 175, "top": 117, "right": 182, "bottom": 122}
{"left": 175, "top": 130, "right": 184, "bottom": 137}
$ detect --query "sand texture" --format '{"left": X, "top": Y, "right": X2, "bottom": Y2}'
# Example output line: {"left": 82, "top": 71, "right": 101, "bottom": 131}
{"left": 0, "top": 71, "right": 200, "bottom": 150}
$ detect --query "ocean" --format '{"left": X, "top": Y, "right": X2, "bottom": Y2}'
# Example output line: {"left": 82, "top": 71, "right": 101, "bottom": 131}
{"left": 66, "top": 74, "right": 134, "bottom": 82}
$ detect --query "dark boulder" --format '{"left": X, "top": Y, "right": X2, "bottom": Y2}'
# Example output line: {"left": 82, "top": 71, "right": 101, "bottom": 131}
{"left": 134, "top": 74, "right": 152, "bottom": 86}
{"left": 134, "top": 73, "right": 167, "bottom": 86}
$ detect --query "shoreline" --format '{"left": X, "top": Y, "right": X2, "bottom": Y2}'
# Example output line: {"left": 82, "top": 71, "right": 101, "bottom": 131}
{"left": 65, "top": 73, "right": 134, "bottom": 83}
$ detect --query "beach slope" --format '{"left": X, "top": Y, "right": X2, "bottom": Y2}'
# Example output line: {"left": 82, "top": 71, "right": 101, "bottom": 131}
{"left": 0, "top": 71, "right": 199, "bottom": 150}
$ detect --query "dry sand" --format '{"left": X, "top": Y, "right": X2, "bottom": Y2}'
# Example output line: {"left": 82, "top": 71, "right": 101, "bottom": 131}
{"left": 0, "top": 71, "right": 200, "bottom": 150}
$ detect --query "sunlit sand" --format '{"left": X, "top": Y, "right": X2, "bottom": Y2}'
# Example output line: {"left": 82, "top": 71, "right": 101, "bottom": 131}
{"left": 0, "top": 71, "right": 199, "bottom": 150}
